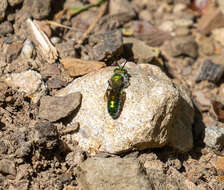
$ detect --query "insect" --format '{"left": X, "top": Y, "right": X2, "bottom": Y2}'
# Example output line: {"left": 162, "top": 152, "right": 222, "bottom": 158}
{"left": 105, "top": 61, "right": 130, "bottom": 119}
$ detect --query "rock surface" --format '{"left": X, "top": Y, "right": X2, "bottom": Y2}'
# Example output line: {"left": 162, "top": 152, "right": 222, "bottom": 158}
{"left": 76, "top": 157, "right": 152, "bottom": 190}
{"left": 57, "top": 62, "right": 194, "bottom": 153}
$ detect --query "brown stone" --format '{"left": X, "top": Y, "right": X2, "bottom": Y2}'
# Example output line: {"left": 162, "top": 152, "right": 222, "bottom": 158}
{"left": 61, "top": 58, "right": 106, "bottom": 77}
{"left": 39, "top": 92, "right": 82, "bottom": 122}
{"left": 198, "top": 7, "right": 224, "bottom": 34}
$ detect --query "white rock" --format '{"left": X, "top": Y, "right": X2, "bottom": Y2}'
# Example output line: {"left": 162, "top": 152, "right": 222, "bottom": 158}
{"left": 212, "top": 28, "right": 224, "bottom": 46}
{"left": 57, "top": 63, "right": 194, "bottom": 154}
{"left": 50, "top": 36, "right": 61, "bottom": 45}
{"left": 159, "top": 21, "right": 175, "bottom": 33}
{"left": 4, "top": 70, "right": 46, "bottom": 103}
{"left": 204, "top": 125, "right": 224, "bottom": 150}
{"left": 21, "top": 39, "right": 34, "bottom": 59}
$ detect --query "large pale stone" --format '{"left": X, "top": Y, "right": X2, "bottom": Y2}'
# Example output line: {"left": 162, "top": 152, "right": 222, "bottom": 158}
{"left": 57, "top": 62, "right": 194, "bottom": 153}
{"left": 76, "top": 157, "right": 152, "bottom": 190}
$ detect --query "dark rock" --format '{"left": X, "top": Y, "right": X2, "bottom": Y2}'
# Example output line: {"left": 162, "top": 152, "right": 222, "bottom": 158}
{"left": 0, "top": 21, "right": 13, "bottom": 36}
{"left": 162, "top": 36, "right": 198, "bottom": 59}
{"left": 88, "top": 30, "right": 123, "bottom": 61}
{"left": 39, "top": 92, "right": 82, "bottom": 122}
{"left": 0, "top": 0, "right": 7, "bottom": 21}
{"left": 46, "top": 78, "right": 66, "bottom": 89}
{"left": 23, "top": 0, "right": 52, "bottom": 19}
{"left": 95, "top": 13, "right": 135, "bottom": 33}
{"left": 195, "top": 60, "right": 224, "bottom": 83}
{"left": 0, "top": 159, "right": 16, "bottom": 176}
{"left": 32, "top": 120, "right": 59, "bottom": 150}
{"left": 204, "top": 125, "right": 224, "bottom": 150}
{"left": 75, "top": 157, "right": 152, "bottom": 190}
{"left": 56, "top": 41, "right": 77, "bottom": 58}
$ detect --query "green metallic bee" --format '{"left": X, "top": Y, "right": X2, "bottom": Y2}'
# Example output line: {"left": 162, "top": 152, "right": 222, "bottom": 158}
{"left": 105, "top": 61, "right": 130, "bottom": 119}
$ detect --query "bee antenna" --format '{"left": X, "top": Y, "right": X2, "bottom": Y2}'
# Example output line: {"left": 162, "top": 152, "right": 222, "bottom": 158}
{"left": 121, "top": 60, "right": 127, "bottom": 70}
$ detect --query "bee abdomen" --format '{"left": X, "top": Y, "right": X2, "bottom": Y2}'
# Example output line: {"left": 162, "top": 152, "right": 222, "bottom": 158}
{"left": 107, "top": 95, "right": 121, "bottom": 119}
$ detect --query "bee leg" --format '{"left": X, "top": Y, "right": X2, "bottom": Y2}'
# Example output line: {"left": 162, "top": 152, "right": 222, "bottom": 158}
{"left": 108, "top": 79, "right": 113, "bottom": 87}
{"left": 120, "top": 90, "right": 126, "bottom": 110}
{"left": 123, "top": 79, "right": 130, "bottom": 88}
{"left": 104, "top": 88, "right": 111, "bottom": 102}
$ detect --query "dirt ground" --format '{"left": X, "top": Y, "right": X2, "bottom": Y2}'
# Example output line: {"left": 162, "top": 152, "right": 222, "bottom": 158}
{"left": 1, "top": 0, "right": 224, "bottom": 189}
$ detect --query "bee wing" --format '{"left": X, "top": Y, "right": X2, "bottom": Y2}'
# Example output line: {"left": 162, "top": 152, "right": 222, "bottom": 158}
{"left": 104, "top": 88, "right": 111, "bottom": 102}
{"left": 120, "top": 90, "right": 126, "bottom": 108}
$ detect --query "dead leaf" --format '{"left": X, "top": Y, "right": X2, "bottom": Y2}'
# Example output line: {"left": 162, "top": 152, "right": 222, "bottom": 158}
{"left": 61, "top": 58, "right": 106, "bottom": 77}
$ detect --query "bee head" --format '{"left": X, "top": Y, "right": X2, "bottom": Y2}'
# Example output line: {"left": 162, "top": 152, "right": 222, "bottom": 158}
{"left": 114, "top": 60, "right": 128, "bottom": 74}
{"left": 114, "top": 68, "right": 127, "bottom": 75}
